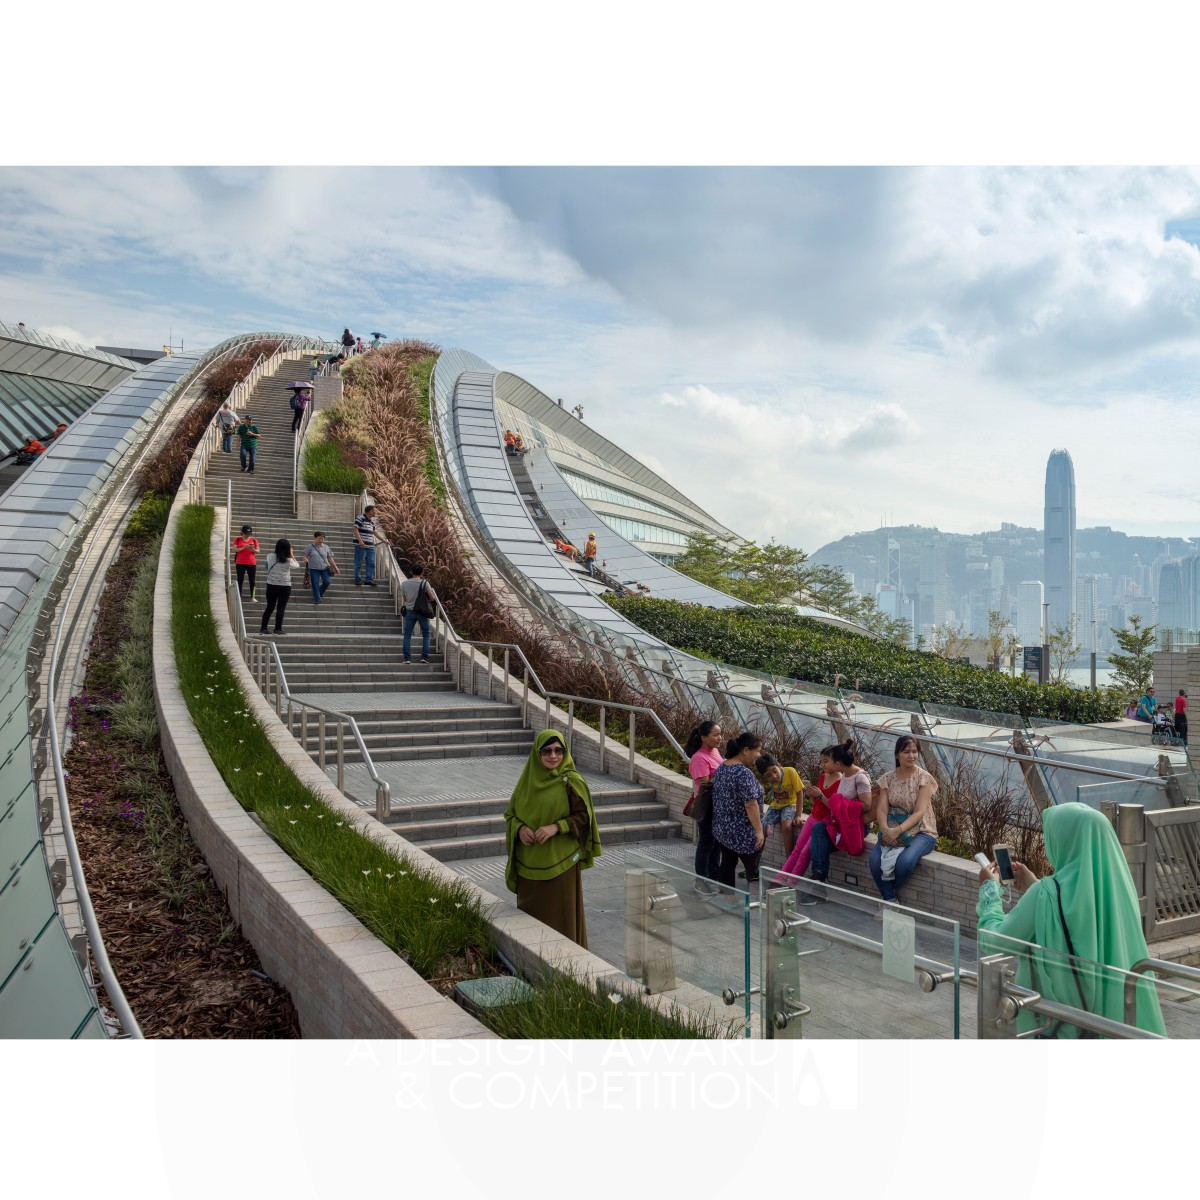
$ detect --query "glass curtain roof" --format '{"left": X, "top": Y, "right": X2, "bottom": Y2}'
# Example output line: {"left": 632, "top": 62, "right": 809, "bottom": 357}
{"left": 0, "top": 371, "right": 105, "bottom": 458}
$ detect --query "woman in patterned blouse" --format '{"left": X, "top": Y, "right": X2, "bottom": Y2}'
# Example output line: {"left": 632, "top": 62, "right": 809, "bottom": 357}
{"left": 711, "top": 731, "right": 766, "bottom": 888}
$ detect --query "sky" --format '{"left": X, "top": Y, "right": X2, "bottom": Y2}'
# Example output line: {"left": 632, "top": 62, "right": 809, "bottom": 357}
{"left": 3, "top": 164, "right": 1200, "bottom": 551}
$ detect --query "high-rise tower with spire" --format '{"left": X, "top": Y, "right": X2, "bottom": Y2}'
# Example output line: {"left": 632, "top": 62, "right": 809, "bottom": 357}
{"left": 1044, "top": 449, "right": 1076, "bottom": 634}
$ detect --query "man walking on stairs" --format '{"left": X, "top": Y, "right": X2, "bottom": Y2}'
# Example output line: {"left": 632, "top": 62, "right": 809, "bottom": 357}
{"left": 353, "top": 504, "right": 383, "bottom": 586}
{"left": 400, "top": 563, "right": 438, "bottom": 664}
{"left": 238, "top": 413, "right": 260, "bottom": 474}
{"left": 304, "top": 531, "right": 340, "bottom": 604}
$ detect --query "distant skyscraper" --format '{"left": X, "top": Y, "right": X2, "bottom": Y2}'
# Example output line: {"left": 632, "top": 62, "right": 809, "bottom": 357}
{"left": 1184, "top": 556, "right": 1200, "bottom": 628}
{"left": 1017, "top": 580, "right": 1044, "bottom": 646}
{"left": 1044, "top": 450, "right": 1076, "bottom": 634}
{"left": 919, "top": 541, "right": 949, "bottom": 629}
{"left": 1076, "top": 575, "right": 1099, "bottom": 649}
{"left": 1158, "top": 561, "right": 1185, "bottom": 634}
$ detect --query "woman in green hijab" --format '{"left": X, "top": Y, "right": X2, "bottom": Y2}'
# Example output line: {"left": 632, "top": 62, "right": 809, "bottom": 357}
{"left": 976, "top": 802, "right": 1165, "bottom": 1037}
{"left": 504, "top": 729, "right": 603, "bottom": 947}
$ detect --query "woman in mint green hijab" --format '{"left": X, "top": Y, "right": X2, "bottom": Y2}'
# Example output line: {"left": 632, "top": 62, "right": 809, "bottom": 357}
{"left": 976, "top": 802, "right": 1165, "bottom": 1037}
{"left": 504, "top": 729, "right": 602, "bottom": 947}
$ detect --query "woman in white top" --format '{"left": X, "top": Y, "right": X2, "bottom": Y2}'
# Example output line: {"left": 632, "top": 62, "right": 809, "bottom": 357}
{"left": 260, "top": 538, "right": 300, "bottom": 636}
{"left": 869, "top": 735, "right": 938, "bottom": 902}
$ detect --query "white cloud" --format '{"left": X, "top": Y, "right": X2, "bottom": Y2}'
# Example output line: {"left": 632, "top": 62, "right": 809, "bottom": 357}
{"left": 3, "top": 165, "right": 1199, "bottom": 550}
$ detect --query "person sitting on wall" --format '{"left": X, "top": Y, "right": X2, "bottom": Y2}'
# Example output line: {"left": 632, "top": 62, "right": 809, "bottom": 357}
{"left": 513, "top": 433, "right": 527, "bottom": 453}
{"left": 504, "top": 429, "right": 517, "bottom": 455}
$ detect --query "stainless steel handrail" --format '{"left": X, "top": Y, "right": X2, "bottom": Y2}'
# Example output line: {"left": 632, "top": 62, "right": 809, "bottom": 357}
{"left": 229, "top": 582, "right": 393, "bottom": 822}
{"left": 1123, "top": 957, "right": 1200, "bottom": 1026}
{"left": 373, "top": 542, "right": 689, "bottom": 781}
{"left": 768, "top": 889, "right": 1163, "bottom": 1038}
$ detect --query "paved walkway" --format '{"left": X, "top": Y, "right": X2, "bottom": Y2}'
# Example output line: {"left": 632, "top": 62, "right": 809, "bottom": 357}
{"left": 451, "top": 838, "right": 978, "bottom": 1038}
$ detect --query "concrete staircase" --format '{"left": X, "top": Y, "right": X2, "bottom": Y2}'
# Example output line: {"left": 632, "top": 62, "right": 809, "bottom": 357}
{"left": 206, "top": 358, "right": 682, "bottom": 861}
{"left": 388, "top": 780, "right": 677, "bottom": 862}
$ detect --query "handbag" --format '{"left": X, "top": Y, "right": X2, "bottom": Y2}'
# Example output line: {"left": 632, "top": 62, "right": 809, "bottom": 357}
{"left": 413, "top": 580, "right": 435, "bottom": 617}
{"left": 685, "top": 776, "right": 713, "bottom": 822}
{"left": 887, "top": 809, "right": 914, "bottom": 847}
{"left": 303, "top": 566, "right": 311, "bottom": 589}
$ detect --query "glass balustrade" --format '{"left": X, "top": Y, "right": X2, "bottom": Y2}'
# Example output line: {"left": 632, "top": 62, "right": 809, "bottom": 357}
{"left": 624, "top": 849, "right": 754, "bottom": 1037}
{"left": 759, "top": 867, "right": 961, "bottom": 1039}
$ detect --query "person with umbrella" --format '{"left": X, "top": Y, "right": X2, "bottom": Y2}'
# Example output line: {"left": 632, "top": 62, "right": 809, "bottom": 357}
{"left": 370, "top": 332, "right": 385, "bottom": 350}
{"left": 288, "top": 381, "right": 313, "bottom": 435}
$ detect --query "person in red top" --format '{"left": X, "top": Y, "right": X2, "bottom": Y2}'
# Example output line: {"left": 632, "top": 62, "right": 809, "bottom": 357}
{"left": 1175, "top": 690, "right": 1188, "bottom": 745}
{"left": 780, "top": 747, "right": 842, "bottom": 879}
{"left": 234, "top": 523, "right": 260, "bottom": 602}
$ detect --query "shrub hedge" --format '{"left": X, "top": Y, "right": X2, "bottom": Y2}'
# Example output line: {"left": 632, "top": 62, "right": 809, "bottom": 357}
{"left": 606, "top": 597, "right": 1122, "bottom": 724}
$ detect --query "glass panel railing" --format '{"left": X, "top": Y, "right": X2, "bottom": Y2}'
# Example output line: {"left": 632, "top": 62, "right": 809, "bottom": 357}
{"left": 1075, "top": 779, "right": 1150, "bottom": 808}
{"left": 624, "top": 849, "right": 754, "bottom": 1037}
{"left": 759, "top": 867, "right": 961, "bottom": 1039}
{"left": 974, "top": 932, "right": 1194, "bottom": 1038}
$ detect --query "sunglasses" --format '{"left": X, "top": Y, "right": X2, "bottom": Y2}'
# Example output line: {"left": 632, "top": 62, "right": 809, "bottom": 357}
{"left": 539, "top": 744, "right": 565, "bottom": 756}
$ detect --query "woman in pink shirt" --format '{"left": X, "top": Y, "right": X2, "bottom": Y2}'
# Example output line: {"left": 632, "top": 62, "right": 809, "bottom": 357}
{"left": 686, "top": 720, "right": 723, "bottom": 883}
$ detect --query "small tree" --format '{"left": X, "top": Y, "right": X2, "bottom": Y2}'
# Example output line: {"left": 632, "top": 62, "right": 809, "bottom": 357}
{"left": 1109, "top": 615, "right": 1156, "bottom": 700}
{"left": 930, "top": 621, "right": 970, "bottom": 660}
{"left": 984, "top": 609, "right": 1008, "bottom": 671}
{"left": 1047, "top": 617, "right": 1081, "bottom": 685}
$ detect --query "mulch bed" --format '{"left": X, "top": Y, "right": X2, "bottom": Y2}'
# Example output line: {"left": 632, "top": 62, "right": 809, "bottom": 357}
{"left": 62, "top": 534, "right": 300, "bottom": 1038}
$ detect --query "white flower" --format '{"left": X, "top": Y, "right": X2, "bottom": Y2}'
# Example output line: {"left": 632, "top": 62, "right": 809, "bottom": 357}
{"left": 317, "top": 814, "right": 324, "bottom": 820}
{"left": 289, "top": 820, "right": 297, "bottom": 825}
{"left": 233, "top": 768, "right": 241, "bottom": 772}
{"left": 336, "top": 822, "right": 344, "bottom": 827}
{"left": 455, "top": 903, "right": 463, "bottom": 909}
{"left": 385, "top": 873, "right": 394, "bottom": 879}
{"left": 608, "top": 993, "right": 622, "bottom": 1004}
{"left": 429, "top": 898, "right": 438, "bottom": 904}
{"left": 362, "top": 870, "right": 371, "bottom": 876}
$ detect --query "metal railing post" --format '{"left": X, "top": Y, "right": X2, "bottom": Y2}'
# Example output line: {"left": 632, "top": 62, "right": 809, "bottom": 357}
{"left": 977, "top": 954, "right": 1018, "bottom": 1039}
{"left": 337, "top": 722, "right": 345, "bottom": 793}
{"left": 599, "top": 706, "right": 606, "bottom": 773}
{"left": 628, "top": 711, "right": 636, "bottom": 781}
{"left": 522, "top": 670, "right": 529, "bottom": 724}
{"left": 376, "top": 781, "right": 391, "bottom": 823}
{"left": 503, "top": 649, "right": 510, "bottom": 703}
{"left": 567, "top": 700, "right": 575, "bottom": 753}
{"left": 300, "top": 708, "right": 308, "bottom": 753}
{"left": 1117, "top": 804, "right": 1150, "bottom": 935}
{"left": 318, "top": 713, "right": 326, "bottom": 770}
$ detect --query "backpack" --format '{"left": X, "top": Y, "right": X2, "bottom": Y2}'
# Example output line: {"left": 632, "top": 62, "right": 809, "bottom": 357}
{"left": 413, "top": 580, "right": 435, "bottom": 618}
{"left": 289, "top": 394, "right": 301, "bottom": 411}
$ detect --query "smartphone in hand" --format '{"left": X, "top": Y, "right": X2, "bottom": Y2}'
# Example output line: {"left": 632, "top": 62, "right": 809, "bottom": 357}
{"left": 993, "top": 844, "right": 1015, "bottom": 884}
